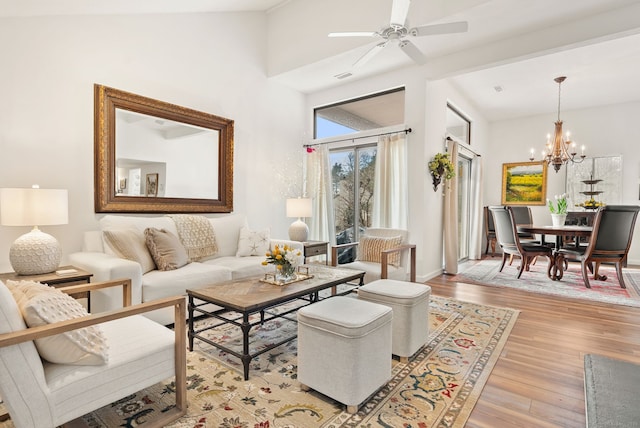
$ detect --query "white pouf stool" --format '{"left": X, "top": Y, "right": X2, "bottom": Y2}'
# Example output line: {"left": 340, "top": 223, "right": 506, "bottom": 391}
{"left": 358, "top": 279, "right": 431, "bottom": 362}
{"left": 297, "top": 296, "right": 392, "bottom": 414}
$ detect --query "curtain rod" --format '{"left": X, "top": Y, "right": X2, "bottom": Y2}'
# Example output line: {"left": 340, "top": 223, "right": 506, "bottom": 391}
{"left": 304, "top": 127, "right": 412, "bottom": 148}
{"left": 446, "top": 135, "right": 481, "bottom": 157}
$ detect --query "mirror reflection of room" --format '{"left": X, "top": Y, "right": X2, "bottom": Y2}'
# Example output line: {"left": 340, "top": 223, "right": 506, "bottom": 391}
{"left": 114, "top": 109, "right": 219, "bottom": 199}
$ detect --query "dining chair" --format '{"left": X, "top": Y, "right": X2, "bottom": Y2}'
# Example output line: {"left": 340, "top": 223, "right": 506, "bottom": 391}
{"left": 557, "top": 205, "right": 640, "bottom": 288}
{"left": 483, "top": 206, "right": 497, "bottom": 256}
{"left": 489, "top": 206, "right": 553, "bottom": 279}
{"left": 505, "top": 205, "right": 545, "bottom": 265}
{"left": 508, "top": 206, "right": 536, "bottom": 241}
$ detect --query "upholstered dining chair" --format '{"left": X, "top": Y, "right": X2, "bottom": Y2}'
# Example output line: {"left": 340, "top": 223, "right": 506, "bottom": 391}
{"left": 331, "top": 228, "right": 416, "bottom": 284}
{"left": 0, "top": 278, "right": 187, "bottom": 428}
{"left": 506, "top": 205, "right": 547, "bottom": 265}
{"left": 484, "top": 206, "right": 497, "bottom": 256}
{"left": 489, "top": 206, "right": 553, "bottom": 278}
{"left": 557, "top": 205, "right": 640, "bottom": 289}
{"left": 509, "top": 206, "right": 536, "bottom": 239}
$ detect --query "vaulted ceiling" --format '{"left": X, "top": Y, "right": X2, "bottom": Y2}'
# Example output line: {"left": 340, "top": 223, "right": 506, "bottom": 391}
{"left": 2, "top": 0, "right": 639, "bottom": 121}
{"left": 265, "top": 0, "right": 640, "bottom": 121}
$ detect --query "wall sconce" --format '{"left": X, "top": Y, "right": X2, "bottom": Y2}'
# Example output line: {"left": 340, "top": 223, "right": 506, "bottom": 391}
{"left": 0, "top": 185, "right": 69, "bottom": 275}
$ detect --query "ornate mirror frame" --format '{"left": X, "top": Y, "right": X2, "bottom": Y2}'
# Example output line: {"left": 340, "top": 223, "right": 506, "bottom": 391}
{"left": 94, "top": 84, "right": 234, "bottom": 213}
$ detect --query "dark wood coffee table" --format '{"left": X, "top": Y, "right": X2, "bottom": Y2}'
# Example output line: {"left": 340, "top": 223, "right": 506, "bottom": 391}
{"left": 187, "top": 264, "right": 365, "bottom": 380}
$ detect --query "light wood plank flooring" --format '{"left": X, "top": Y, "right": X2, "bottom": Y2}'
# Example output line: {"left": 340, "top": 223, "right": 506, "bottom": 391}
{"left": 426, "top": 265, "right": 640, "bottom": 427}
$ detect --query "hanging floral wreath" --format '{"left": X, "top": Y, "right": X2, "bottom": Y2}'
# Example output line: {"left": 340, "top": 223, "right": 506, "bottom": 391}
{"left": 429, "top": 152, "right": 455, "bottom": 191}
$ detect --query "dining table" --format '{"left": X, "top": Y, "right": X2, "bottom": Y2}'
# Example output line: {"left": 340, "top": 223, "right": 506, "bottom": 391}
{"left": 517, "top": 224, "right": 593, "bottom": 280}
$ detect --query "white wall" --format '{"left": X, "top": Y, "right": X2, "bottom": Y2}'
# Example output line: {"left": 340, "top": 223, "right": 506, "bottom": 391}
{"left": 306, "top": 68, "right": 489, "bottom": 280}
{"left": 0, "top": 12, "right": 305, "bottom": 272}
{"left": 423, "top": 78, "right": 489, "bottom": 276}
{"left": 487, "top": 101, "right": 640, "bottom": 263}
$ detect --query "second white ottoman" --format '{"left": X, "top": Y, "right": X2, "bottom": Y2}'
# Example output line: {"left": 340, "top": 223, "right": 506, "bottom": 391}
{"left": 358, "top": 279, "right": 431, "bottom": 362}
{"left": 297, "top": 296, "right": 392, "bottom": 414}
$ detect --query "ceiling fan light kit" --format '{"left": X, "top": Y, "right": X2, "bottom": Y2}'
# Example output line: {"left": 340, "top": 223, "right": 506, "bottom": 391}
{"left": 329, "top": 0, "right": 468, "bottom": 75}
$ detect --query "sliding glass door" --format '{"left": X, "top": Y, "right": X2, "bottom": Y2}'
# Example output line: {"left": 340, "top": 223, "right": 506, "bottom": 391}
{"left": 447, "top": 103, "right": 473, "bottom": 262}
{"left": 457, "top": 154, "right": 472, "bottom": 261}
{"left": 330, "top": 145, "right": 377, "bottom": 263}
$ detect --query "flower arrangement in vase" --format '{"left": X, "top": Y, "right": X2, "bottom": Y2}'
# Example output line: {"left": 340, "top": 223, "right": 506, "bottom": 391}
{"left": 428, "top": 152, "right": 455, "bottom": 191}
{"left": 262, "top": 244, "right": 302, "bottom": 283}
{"left": 547, "top": 194, "right": 568, "bottom": 226}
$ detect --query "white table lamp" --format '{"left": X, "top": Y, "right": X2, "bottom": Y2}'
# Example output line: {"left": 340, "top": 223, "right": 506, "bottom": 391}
{"left": 0, "top": 186, "right": 69, "bottom": 275}
{"left": 286, "top": 198, "right": 312, "bottom": 242}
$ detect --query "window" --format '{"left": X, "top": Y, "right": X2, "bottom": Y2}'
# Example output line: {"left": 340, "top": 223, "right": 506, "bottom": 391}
{"left": 314, "top": 88, "right": 404, "bottom": 139}
{"left": 314, "top": 88, "right": 405, "bottom": 262}
{"left": 446, "top": 103, "right": 471, "bottom": 145}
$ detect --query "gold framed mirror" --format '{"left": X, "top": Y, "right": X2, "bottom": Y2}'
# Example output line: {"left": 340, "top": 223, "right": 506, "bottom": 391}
{"left": 94, "top": 84, "right": 233, "bottom": 213}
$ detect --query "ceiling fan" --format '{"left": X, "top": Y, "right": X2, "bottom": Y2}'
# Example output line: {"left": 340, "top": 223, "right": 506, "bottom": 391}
{"left": 329, "top": 0, "right": 468, "bottom": 70}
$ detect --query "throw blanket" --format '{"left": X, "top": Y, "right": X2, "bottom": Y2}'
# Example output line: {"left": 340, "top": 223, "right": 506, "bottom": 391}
{"left": 168, "top": 215, "right": 218, "bottom": 261}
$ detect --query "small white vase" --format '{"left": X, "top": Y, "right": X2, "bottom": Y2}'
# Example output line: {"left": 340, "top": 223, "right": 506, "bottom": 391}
{"left": 551, "top": 213, "right": 567, "bottom": 227}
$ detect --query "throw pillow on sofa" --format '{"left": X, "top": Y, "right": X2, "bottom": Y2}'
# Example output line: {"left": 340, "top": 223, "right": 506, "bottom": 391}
{"left": 103, "top": 229, "right": 156, "bottom": 274}
{"left": 6, "top": 280, "right": 109, "bottom": 365}
{"left": 236, "top": 226, "right": 271, "bottom": 257}
{"left": 144, "top": 227, "right": 189, "bottom": 271}
{"left": 168, "top": 214, "right": 218, "bottom": 261}
{"left": 356, "top": 235, "right": 403, "bottom": 267}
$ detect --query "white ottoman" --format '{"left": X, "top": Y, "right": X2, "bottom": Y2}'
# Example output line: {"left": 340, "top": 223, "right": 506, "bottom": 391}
{"left": 358, "top": 279, "right": 431, "bottom": 362}
{"left": 297, "top": 296, "right": 392, "bottom": 414}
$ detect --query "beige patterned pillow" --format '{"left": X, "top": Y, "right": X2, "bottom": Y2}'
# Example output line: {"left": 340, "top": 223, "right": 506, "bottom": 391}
{"left": 168, "top": 215, "right": 218, "bottom": 261}
{"left": 236, "top": 227, "right": 270, "bottom": 257}
{"left": 144, "top": 228, "right": 189, "bottom": 271}
{"left": 356, "top": 235, "right": 403, "bottom": 267}
{"left": 6, "top": 280, "right": 109, "bottom": 365}
{"left": 103, "top": 229, "right": 156, "bottom": 273}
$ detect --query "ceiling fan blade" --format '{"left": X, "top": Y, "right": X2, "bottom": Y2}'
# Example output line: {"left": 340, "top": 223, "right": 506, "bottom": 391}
{"left": 328, "top": 31, "right": 377, "bottom": 38}
{"left": 410, "top": 21, "right": 468, "bottom": 37}
{"left": 399, "top": 40, "right": 426, "bottom": 64}
{"left": 390, "top": 0, "right": 411, "bottom": 26}
{"left": 353, "top": 42, "right": 387, "bottom": 68}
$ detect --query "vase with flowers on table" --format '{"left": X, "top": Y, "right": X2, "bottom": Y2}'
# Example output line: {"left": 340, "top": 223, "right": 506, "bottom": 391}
{"left": 262, "top": 244, "right": 303, "bottom": 284}
{"left": 548, "top": 194, "right": 568, "bottom": 227}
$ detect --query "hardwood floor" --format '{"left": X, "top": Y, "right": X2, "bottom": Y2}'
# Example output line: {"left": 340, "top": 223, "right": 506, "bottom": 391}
{"left": 426, "top": 268, "right": 640, "bottom": 427}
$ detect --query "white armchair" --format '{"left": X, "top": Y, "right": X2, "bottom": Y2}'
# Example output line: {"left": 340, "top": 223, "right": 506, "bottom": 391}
{"left": 331, "top": 228, "right": 416, "bottom": 284}
{"left": 0, "top": 279, "right": 186, "bottom": 428}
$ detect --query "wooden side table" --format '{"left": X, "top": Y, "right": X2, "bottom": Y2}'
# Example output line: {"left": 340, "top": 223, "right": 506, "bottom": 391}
{"left": 303, "top": 241, "right": 329, "bottom": 265}
{"left": 0, "top": 265, "right": 93, "bottom": 310}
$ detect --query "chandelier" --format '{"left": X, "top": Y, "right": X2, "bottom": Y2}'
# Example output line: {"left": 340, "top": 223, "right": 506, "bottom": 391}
{"left": 529, "top": 76, "right": 585, "bottom": 173}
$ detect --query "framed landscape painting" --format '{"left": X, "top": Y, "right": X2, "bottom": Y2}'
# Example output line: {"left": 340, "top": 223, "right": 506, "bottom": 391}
{"left": 501, "top": 161, "right": 547, "bottom": 205}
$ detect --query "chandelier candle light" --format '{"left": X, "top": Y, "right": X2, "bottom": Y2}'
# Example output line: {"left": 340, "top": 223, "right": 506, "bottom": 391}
{"left": 529, "top": 76, "right": 586, "bottom": 173}
{"left": 0, "top": 185, "right": 69, "bottom": 275}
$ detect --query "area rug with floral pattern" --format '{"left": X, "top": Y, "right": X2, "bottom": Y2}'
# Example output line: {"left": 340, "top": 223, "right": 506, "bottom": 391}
{"left": 453, "top": 257, "right": 640, "bottom": 307}
{"left": 45, "top": 295, "right": 518, "bottom": 428}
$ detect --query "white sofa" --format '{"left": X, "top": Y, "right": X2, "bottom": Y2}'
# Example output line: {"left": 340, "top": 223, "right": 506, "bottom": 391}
{"left": 69, "top": 214, "right": 303, "bottom": 325}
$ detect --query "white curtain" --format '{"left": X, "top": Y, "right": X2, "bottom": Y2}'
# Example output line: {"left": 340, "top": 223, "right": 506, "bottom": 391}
{"left": 305, "top": 145, "right": 336, "bottom": 246}
{"left": 372, "top": 132, "right": 408, "bottom": 229}
{"left": 443, "top": 139, "right": 459, "bottom": 274}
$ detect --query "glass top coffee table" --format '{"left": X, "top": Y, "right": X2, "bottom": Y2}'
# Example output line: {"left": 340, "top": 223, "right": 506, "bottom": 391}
{"left": 187, "top": 264, "right": 365, "bottom": 380}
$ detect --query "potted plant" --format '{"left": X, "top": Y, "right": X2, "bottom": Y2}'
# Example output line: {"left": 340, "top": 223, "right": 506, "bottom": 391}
{"left": 548, "top": 194, "right": 568, "bottom": 226}
{"left": 429, "top": 152, "right": 455, "bottom": 191}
